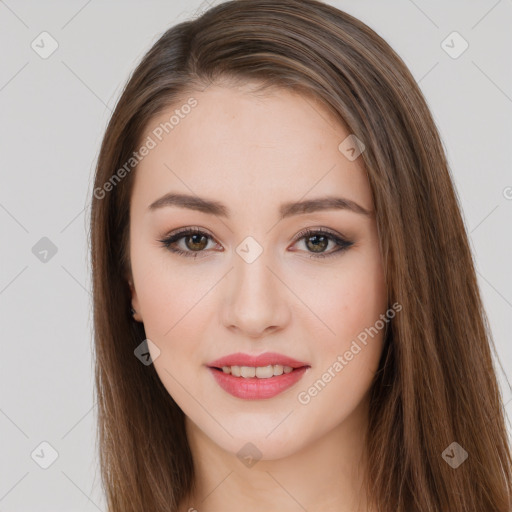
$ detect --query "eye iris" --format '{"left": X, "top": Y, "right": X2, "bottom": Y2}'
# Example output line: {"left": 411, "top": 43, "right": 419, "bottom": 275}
{"left": 306, "top": 234, "right": 328, "bottom": 253}
{"left": 186, "top": 234, "right": 208, "bottom": 251}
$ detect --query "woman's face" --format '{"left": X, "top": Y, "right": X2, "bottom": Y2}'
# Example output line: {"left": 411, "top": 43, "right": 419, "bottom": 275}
{"left": 128, "top": 83, "right": 388, "bottom": 459}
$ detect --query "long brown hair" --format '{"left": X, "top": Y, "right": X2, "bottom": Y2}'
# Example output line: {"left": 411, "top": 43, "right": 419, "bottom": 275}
{"left": 89, "top": 1, "right": 512, "bottom": 510}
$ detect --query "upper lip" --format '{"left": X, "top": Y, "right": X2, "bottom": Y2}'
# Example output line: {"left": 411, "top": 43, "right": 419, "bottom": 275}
{"left": 207, "top": 352, "right": 310, "bottom": 369}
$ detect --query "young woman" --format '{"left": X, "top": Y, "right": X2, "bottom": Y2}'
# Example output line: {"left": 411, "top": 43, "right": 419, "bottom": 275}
{"left": 90, "top": 1, "right": 512, "bottom": 510}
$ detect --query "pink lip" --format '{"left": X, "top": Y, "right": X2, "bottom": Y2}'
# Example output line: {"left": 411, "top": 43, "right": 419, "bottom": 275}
{"left": 206, "top": 352, "right": 310, "bottom": 400}
{"left": 207, "top": 351, "right": 309, "bottom": 369}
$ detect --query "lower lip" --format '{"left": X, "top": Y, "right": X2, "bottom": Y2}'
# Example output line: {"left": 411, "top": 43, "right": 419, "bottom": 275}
{"left": 208, "top": 366, "right": 309, "bottom": 400}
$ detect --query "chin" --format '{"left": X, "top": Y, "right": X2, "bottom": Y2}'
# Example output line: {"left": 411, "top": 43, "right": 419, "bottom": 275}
{"left": 194, "top": 413, "right": 315, "bottom": 461}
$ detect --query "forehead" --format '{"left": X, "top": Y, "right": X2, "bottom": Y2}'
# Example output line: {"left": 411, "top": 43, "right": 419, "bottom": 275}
{"left": 132, "top": 84, "right": 372, "bottom": 214}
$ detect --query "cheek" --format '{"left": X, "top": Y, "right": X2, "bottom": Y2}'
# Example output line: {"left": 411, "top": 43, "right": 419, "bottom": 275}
{"left": 295, "top": 267, "right": 387, "bottom": 417}
{"left": 130, "top": 235, "right": 211, "bottom": 336}
{"left": 293, "top": 251, "right": 387, "bottom": 410}
{"left": 132, "top": 263, "right": 206, "bottom": 401}
{"left": 300, "top": 251, "right": 387, "bottom": 355}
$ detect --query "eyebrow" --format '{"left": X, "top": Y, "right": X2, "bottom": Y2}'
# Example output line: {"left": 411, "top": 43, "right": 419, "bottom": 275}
{"left": 148, "top": 192, "right": 373, "bottom": 218}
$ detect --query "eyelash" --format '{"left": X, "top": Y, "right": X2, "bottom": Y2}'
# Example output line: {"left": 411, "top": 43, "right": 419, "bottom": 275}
{"left": 158, "top": 227, "right": 354, "bottom": 260}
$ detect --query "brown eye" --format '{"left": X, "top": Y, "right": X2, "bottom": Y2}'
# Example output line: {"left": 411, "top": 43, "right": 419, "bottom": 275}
{"left": 159, "top": 227, "right": 353, "bottom": 260}
{"left": 184, "top": 233, "right": 209, "bottom": 251}
{"left": 293, "top": 228, "right": 354, "bottom": 259}
{"left": 304, "top": 234, "right": 329, "bottom": 253}
{"left": 158, "top": 228, "right": 218, "bottom": 258}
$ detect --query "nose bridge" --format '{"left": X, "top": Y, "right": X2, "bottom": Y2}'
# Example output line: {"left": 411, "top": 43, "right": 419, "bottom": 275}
{"left": 233, "top": 247, "right": 274, "bottom": 298}
{"left": 221, "top": 243, "right": 289, "bottom": 336}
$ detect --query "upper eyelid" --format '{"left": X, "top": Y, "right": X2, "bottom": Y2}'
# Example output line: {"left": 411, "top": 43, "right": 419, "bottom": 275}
{"left": 167, "top": 227, "right": 219, "bottom": 244}
{"left": 158, "top": 227, "right": 354, "bottom": 262}
{"left": 160, "top": 227, "right": 351, "bottom": 251}
{"left": 162, "top": 226, "right": 347, "bottom": 242}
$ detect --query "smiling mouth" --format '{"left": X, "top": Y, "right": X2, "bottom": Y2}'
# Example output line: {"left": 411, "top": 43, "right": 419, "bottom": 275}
{"left": 210, "top": 364, "right": 308, "bottom": 379}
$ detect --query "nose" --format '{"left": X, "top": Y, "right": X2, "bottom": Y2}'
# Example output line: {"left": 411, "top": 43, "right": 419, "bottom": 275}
{"left": 220, "top": 250, "right": 291, "bottom": 339}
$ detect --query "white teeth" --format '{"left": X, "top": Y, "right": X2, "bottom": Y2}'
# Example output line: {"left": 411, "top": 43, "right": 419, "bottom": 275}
{"left": 240, "top": 366, "right": 256, "bottom": 378}
{"left": 255, "top": 365, "right": 274, "bottom": 378}
{"left": 273, "top": 365, "right": 284, "bottom": 376}
{"left": 220, "top": 365, "right": 295, "bottom": 378}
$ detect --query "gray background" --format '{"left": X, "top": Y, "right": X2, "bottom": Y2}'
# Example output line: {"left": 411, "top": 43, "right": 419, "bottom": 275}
{"left": 1, "top": 0, "right": 511, "bottom": 510}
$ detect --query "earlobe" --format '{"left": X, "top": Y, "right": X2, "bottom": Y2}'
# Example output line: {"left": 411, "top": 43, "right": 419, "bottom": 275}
{"left": 130, "top": 306, "right": 143, "bottom": 322}
{"left": 128, "top": 278, "right": 143, "bottom": 322}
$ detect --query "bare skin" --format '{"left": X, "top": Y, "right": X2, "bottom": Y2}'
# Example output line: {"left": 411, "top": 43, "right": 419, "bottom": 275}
{"left": 128, "top": 82, "right": 387, "bottom": 512}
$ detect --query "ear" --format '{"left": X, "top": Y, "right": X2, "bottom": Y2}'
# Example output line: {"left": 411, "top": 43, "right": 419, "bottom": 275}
{"left": 128, "top": 277, "right": 143, "bottom": 322}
